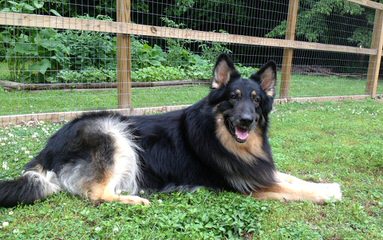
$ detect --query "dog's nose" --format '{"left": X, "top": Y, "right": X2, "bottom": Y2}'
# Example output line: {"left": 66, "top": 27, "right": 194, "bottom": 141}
{"left": 239, "top": 114, "right": 254, "bottom": 126}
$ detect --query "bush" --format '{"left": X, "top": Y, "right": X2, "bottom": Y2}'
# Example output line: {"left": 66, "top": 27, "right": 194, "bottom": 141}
{"left": 131, "top": 38, "right": 167, "bottom": 68}
{"left": 60, "top": 29, "right": 116, "bottom": 70}
{"left": 55, "top": 67, "right": 116, "bottom": 83}
{"left": 132, "top": 66, "right": 188, "bottom": 82}
{"left": 0, "top": 28, "right": 69, "bottom": 83}
{"left": 51, "top": 65, "right": 258, "bottom": 84}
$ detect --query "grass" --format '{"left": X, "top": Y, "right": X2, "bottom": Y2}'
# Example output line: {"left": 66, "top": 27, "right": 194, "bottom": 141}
{"left": 0, "top": 76, "right": 382, "bottom": 116}
{"left": 0, "top": 100, "right": 382, "bottom": 239}
{"left": 0, "top": 86, "right": 209, "bottom": 115}
{"left": 1, "top": 58, "right": 383, "bottom": 115}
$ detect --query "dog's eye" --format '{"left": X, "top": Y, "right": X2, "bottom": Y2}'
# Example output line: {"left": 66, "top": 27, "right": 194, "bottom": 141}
{"left": 230, "top": 89, "right": 241, "bottom": 100}
{"left": 251, "top": 91, "right": 260, "bottom": 102}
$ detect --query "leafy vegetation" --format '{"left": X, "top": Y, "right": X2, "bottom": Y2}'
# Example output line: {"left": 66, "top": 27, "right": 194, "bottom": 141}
{"left": 0, "top": 29, "right": 229, "bottom": 83}
{"left": 266, "top": 0, "right": 377, "bottom": 47}
{"left": 0, "top": 28, "right": 69, "bottom": 83}
{"left": 0, "top": 100, "right": 382, "bottom": 239}
{"left": 0, "top": 0, "right": 375, "bottom": 85}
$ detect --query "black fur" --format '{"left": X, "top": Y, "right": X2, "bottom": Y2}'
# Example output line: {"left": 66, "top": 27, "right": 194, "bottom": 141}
{"left": 0, "top": 54, "right": 279, "bottom": 207}
{"left": 0, "top": 175, "right": 50, "bottom": 207}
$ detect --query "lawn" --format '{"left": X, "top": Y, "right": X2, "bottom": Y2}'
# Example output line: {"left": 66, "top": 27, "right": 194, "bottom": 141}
{"left": 0, "top": 100, "right": 382, "bottom": 239}
{"left": 1, "top": 65, "right": 383, "bottom": 116}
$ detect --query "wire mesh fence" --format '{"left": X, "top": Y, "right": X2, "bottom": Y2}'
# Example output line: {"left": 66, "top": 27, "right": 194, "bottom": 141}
{"left": 0, "top": 0, "right": 382, "bottom": 125}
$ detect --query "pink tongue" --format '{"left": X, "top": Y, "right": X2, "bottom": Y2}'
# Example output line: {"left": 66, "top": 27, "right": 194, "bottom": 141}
{"left": 235, "top": 127, "right": 249, "bottom": 141}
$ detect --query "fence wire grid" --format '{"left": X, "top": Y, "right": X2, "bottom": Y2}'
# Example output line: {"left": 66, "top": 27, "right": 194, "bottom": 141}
{"left": 0, "top": 0, "right": 382, "bottom": 124}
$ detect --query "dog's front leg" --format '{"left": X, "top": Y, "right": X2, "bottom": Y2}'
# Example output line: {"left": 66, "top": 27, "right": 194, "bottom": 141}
{"left": 252, "top": 172, "right": 342, "bottom": 204}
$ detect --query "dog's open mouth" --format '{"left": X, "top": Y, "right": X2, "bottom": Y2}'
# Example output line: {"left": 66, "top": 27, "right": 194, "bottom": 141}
{"left": 225, "top": 118, "right": 252, "bottom": 143}
{"left": 234, "top": 126, "right": 250, "bottom": 143}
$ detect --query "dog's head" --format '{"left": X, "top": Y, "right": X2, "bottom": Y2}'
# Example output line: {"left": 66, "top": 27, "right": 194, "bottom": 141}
{"left": 209, "top": 54, "right": 276, "bottom": 144}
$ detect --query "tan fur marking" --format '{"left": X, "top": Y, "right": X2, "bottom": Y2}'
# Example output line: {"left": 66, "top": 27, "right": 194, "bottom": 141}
{"left": 213, "top": 60, "right": 232, "bottom": 89}
{"left": 88, "top": 171, "right": 149, "bottom": 205}
{"left": 251, "top": 90, "right": 256, "bottom": 98}
{"left": 215, "top": 114, "right": 267, "bottom": 162}
{"left": 260, "top": 67, "right": 275, "bottom": 97}
{"left": 253, "top": 172, "right": 342, "bottom": 203}
{"left": 234, "top": 89, "right": 242, "bottom": 97}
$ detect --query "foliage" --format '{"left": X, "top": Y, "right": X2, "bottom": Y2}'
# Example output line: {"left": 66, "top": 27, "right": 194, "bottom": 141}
{"left": 1, "top": 0, "right": 44, "bottom": 14}
{"left": 131, "top": 38, "right": 167, "bottom": 69}
{"left": 163, "top": 0, "right": 248, "bottom": 29}
{"left": 347, "top": 26, "right": 372, "bottom": 48}
{"left": 161, "top": 17, "right": 231, "bottom": 69}
{"left": 267, "top": 0, "right": 367, "bottom": 44}
{"left": 0, "top": 0, "right": 63, "bottom": 16}
{"left": 0, "top": 13, "right": 117, "bottom": 83}
{"left": 199, "top": 41, "right": 231, "bottom": 63}
{"left": 60, "top": 29, "right": 116, "bottom": 70}
{"left": 132, "top": 66, "right": 188, "bottom": 82}
{"left": 54, "top": 68, "right": 116, "bottom": 83}
{"left": 0, "top": 28, "right": 69, "bottom": 83}
{"left": 48, "top": 65, "right": 259, "bottom": 84}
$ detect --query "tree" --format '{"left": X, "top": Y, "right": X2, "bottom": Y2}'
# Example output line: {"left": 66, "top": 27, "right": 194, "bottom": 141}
{"left": 266, "top": 0, "right": 380, "bottom": 48}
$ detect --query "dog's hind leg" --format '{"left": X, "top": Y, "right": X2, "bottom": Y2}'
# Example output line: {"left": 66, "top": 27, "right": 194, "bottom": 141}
{"left": 87, "top": 176, "right": 149, "bottom": 205}
{"left": 59, "top": 118, "right": 150, "bottom": 205}
{"left": 252, "top": 171, "right": 342, "bottom": 204}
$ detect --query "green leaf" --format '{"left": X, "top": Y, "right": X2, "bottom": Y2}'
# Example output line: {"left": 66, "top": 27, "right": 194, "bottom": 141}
{"left": 22, "top": 3, "right": 36, "bottom": 12}
{"left": 33, "top": 0, "right": 44, "bottom": 9}
{"left": 14, "top": 42, "right": 36, "bottom": 55}
{"left": 7, "top": 1, "right": 19, "bottom": 6}
{"left": 1, "top": 8, "right": 11, "bottom": 12}
{"left": 29, "top": 59, "right": 51, "bottom": 75}
{"left": 49, "top": 9, "right": 61, "bottom": 17}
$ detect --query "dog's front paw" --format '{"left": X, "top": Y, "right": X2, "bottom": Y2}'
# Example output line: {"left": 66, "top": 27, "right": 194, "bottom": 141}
{"left": 316, "top": 182, "right": 342, "bottom": 203}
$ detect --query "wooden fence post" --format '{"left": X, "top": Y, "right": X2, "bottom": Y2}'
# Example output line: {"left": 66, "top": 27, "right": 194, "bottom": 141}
{"left": 117, "top": 0, "right": 132, "bottom": 108}
{"left": 366, "top": 9, "right": 383, "bottom": 97}
{"left": 280, "top": 0, "right": 299, "bottom": 99}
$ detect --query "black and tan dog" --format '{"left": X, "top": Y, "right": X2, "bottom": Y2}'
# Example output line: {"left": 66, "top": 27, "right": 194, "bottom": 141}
{"left": 0, "top": 54, "right": 342, "bottom": 207}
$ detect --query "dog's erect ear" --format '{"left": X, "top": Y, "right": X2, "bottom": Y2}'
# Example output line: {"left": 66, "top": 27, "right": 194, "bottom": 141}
{"left": 212, "top": 54, "right": 236, "bottom": 89}
{"left": 252, "top": 61, "right": 277, "bottom": 97}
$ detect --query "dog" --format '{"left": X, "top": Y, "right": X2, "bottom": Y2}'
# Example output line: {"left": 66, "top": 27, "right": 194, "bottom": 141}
{"left": 0, "top": 54, "right": 342, "bottom": 207}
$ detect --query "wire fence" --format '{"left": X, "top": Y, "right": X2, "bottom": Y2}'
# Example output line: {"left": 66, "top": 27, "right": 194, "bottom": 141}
{"left": 0, "top": 0, "right": 382, "bottom": 125}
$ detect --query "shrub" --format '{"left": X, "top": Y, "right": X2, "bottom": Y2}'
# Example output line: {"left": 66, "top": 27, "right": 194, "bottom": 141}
{"left": 132, "top": 66, "right": 188, "bottom": 82}
{"left": 0, "top": 28, "right": 69, "bottom": 83}
{"left": 55, "top": 67, "right": 116, "bottom": 83}
{"left": 131, "top": 38, "right": 167, "bottom": 68}
{"left": 60, "top": 30, "right": 116, "bottom": 70}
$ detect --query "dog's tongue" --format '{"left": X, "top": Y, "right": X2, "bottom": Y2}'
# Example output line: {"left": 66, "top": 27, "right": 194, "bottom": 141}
{"left": 235, "top": 127, "right": 249, "bottom": 141}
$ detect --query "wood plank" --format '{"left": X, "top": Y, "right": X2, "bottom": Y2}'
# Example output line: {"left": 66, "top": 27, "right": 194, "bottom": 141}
{"left": 117, "top": 0, "right": 132, "bottom": 108}
{"left": 366, "top": 9, "right": 383, "bottom": 97}
{"left": 0, "top": 12, "right": 376, "bottom": 56}
{"left": 130, "top": 23, "right": 376, "bottom": 55}
{"left": 348, "top": 0, "right": 383, "bottom": 10}
{"left": 0, "top": 80, "right": 208, "bottom": 91}
{"left": 280, "top": 0, "right": 299, "bottom": 98}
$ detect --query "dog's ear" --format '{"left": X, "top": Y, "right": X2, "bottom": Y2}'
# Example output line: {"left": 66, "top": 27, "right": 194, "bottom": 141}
{"left": 212, "top": 54, "right": 236, "bottom": 89}
{"left": 251, "top": 61, "right": 277, "bottom": 97}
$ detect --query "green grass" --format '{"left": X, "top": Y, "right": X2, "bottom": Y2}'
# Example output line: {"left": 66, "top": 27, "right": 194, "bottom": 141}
{"left": 1, "top": 60, "right": 383, "bottom": 116}
{"left": 0, "top": 100, "right": 382, "bottom": 239}
{"left": 289, "top": 74, "right": 383, "bottom": 97}
{"left": 0, "top": 86, "right": 210, "bottom": 115}
{"left": 0, "top": 62, "right": 11, "bottom": 81}
{"left": 0, "top": 76, "right": 382, "bottom": 116}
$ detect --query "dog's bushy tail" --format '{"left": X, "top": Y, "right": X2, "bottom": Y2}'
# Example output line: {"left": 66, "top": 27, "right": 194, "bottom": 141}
{"left": 0, "top": 167, "right": 61, "bottom": 207}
